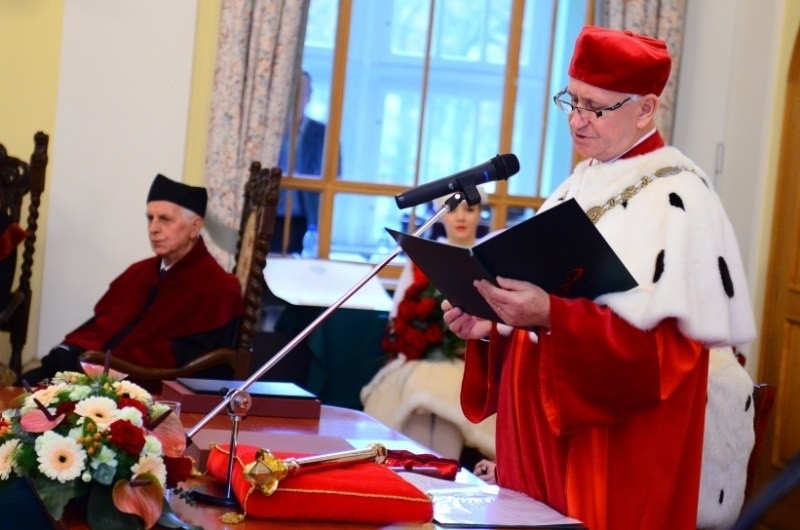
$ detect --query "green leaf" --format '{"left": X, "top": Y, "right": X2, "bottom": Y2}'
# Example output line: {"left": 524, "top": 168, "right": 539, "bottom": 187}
{"left": 33, "top": 476, "right": 87, "bottom": 521}
{"left": 86, "top": 484, "right": 143, "bottom": 530}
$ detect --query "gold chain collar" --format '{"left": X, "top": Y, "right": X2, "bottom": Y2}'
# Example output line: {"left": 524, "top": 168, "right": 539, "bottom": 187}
{"left": 559, "top": 166, "right": 695, "bottom": 225}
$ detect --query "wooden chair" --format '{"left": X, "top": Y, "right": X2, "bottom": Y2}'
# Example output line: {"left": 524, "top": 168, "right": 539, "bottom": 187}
{"left": 0, "top": 132, "right": 49, "bottom": 379}
{"left": 80, "top": 163, "right": 281, "bottom": 384}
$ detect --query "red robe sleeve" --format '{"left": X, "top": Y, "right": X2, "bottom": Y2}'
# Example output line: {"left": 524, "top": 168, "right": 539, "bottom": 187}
{"left": 460, "top": 296, "right": 705, "bottom": 434}
{"left": 461, "top": 323, "right": 508, "bottom": 423}
{"left": 540, "top": 295, "right": 706, "bottom": 435}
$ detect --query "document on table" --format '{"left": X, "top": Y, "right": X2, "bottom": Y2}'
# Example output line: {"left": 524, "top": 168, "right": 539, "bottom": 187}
{"left": 400, "top": 473, "right": 584, "bottom": 529}
{"left": 264, "top": 256, "right": 393, "bottom": 312}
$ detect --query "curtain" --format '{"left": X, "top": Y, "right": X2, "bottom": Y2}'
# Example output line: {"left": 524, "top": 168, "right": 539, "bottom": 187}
{"left": 203, "top": 0, "right": 309, "bottom": 269}
{"left": 600, "top": 0, "right": 687, "bottom": 143}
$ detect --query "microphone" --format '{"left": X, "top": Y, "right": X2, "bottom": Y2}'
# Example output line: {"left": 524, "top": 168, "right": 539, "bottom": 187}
{"left": 394, "top": 153, "right": 520, "bottom": 209}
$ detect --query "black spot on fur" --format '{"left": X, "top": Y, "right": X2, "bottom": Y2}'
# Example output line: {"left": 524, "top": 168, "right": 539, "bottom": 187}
{"left": 669, "top": 193, "right": 685, "bottom": 210}
{"left": 622, "top": 200, "right": 628, "bottom": 209}
{"left": 653, "top": 250, "right": 665, "bottom": 283}
{"left": 718, "top": 257, "right": 735, "bottom": 298}
{"left": 746, "top": 394, "right": 752, "bottom": 412}
{"left": 718, "top": 489, "right": 725, "bottom": 504}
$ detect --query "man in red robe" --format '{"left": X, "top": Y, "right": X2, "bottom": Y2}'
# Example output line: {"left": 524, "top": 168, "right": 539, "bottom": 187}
{"left": 23, "top": 174, "right": 244, "bottom": 383}
{"left": 444, "top": 27, "right": 755, "bottom": 530}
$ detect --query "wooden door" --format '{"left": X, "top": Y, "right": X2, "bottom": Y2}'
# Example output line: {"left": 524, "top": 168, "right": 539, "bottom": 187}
{"left": 754, "top": 22, "right": 800, "bottom": 530}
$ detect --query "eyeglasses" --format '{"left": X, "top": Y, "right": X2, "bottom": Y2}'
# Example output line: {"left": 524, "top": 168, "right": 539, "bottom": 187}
{"left": 552, "top": 87, "right": 633, "bottom": 120}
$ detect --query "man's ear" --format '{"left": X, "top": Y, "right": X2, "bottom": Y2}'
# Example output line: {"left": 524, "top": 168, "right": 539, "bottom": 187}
{"left": 191, "top": 216, "right": 204, "bottom": 238}
{"left": 637, "top": 94, "right": 659, "bottom": 125}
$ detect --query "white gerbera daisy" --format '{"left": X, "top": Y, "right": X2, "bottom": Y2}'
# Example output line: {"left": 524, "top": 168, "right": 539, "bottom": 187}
{"left": 0, "top": 439, "right": 21, "bottom": 479}
{"left": 74, "top": 396, "right": 118, "bottom": 430}
{"left": 36, "top": 431, "right": 86, "bottom": 482}
{"left": 131, "top": 453, "right": 167, "bottom": 487}
{"left": 113, "top": 381, "right": 152, "bottom": 402}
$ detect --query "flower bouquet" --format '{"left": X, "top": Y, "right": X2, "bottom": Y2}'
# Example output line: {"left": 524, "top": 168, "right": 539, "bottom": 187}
{"left": 381, "top": 265, "right": 465, "bottom": 361}
{"left": 0, "top": 363, "right": 195, "bottom": 529}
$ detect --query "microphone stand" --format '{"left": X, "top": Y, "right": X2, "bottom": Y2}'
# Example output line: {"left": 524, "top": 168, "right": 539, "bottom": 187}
{"left": 186, "top": 190, "right": 475, "bottom": 507}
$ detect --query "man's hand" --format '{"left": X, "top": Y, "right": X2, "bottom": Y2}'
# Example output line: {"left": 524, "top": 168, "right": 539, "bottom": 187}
{"left": 442, "top": 300, "right": 493, "bottom": 340}
{"left": 474, "top": 276, "right": 550, "bottom": 329}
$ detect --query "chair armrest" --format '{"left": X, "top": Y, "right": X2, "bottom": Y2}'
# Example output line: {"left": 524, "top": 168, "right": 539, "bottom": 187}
{"left": 78, "top": 349, "right": 237, "bottom": 381}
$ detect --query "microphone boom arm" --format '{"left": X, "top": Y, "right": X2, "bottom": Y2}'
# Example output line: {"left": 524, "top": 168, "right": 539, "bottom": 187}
{"left": 185, "top": 191, "right": 468, "bottom": 440}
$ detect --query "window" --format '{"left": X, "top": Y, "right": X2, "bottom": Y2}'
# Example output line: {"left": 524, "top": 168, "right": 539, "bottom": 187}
{"left": 281, "top": 0, "right": 590, "bottom": 272}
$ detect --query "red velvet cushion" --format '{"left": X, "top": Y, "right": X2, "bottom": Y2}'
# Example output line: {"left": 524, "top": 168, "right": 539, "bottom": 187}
{"left": 207, "top": 444, "right": 433, "bottom": 525}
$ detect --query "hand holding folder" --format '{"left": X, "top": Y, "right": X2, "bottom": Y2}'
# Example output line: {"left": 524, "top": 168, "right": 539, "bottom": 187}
{"left": 387, "top": 199, "right": 637, "bottom": 322}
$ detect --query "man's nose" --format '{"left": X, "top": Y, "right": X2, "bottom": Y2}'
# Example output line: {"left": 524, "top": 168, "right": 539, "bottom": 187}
{"left": 568, "top": 109, "right": 590, "bottom": 126}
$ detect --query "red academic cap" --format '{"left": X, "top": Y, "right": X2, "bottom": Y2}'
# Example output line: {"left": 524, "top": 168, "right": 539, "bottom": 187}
{"left": 568, "top": 26, "right": 672, "bottom": 96}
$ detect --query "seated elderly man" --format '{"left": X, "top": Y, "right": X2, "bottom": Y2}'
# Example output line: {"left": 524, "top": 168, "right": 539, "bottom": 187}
{"left": 22, "top": 174, "right": 244, "bottom": 384}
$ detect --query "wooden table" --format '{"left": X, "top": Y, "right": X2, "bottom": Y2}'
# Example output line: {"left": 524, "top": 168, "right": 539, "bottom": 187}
{"left": 0, "top": 388, "right": 473, "bottom": 529}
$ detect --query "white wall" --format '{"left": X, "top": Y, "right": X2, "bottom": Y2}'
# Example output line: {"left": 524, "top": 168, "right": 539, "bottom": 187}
{"left": 37, "top": 1, "right": 198, "bottom": 356}
{"left": 673, "top": 0, "right": 789, "bottom": 375}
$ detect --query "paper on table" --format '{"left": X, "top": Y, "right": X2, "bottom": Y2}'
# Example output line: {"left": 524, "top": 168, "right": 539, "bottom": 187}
{"left": 400, "top": 473, "right": 584, "bottom": 529}
{"left": 265, "top": 257, "right": 393, "bottom": 312}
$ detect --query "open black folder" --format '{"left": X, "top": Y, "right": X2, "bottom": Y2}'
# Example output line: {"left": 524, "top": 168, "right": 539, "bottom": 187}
{"left": 386, "top": 198, "right": 637, "bottom": 321}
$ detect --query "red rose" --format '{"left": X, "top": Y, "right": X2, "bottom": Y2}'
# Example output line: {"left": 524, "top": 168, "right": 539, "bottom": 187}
{"left": 403, "top": 343, "right": 423, "bottom": 360}
{"left": 406, "top": 281, "right": 427, "bottom": 298}
{"left": 108, "top": 419, "right": 146, "bottom": 456}
{"left": 416, "top": 297, "right": 437, "bottom": 320}
{"left": 164, "top": 455, "right": 194, "bottom": 488}
{"left": 397, "top": 299, "right": 418, "bottom": 320}
{"left": 425, "top": 323, "right": 443, "bottom": 343}
{"left": 394, "top": 319, "right": 410, "bottom": 334}
{"left": 407, "top": 327, "right": 428, "bottom": 350}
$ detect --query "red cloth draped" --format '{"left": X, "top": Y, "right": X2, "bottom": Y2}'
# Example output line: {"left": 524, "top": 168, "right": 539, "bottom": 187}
{"left": 206, "top": 444, "right": 433, "bottom": 525}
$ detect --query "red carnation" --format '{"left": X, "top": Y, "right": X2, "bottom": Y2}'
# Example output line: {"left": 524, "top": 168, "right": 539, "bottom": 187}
{"left": 118, "top": 397, "right": 148, "bottom": 418}
{"left": 108, "top": 419, "right": 146, "bottom": 456}
{"left": 55, "top": 401, "right": 76, "bottom": 418}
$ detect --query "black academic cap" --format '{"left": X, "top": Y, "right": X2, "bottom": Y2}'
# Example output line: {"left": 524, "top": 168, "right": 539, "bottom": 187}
{"left": 147, "top": 174, "right": 208, "bottom": 218}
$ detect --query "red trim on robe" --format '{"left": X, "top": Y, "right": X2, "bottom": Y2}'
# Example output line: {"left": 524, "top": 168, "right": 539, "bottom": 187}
{"left": 65, "top": 238, "right": 244, "bottom": 367}
{"left": 620, "top": 130, "right": 665, "bottom": 159}
{"left": 461, "top": 295, "right": 707, "bottom": 530}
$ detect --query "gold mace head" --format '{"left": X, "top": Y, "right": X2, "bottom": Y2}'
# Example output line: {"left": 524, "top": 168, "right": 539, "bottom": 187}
{"left": 243, "top": 448, "right": 296, "bottom": 495}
